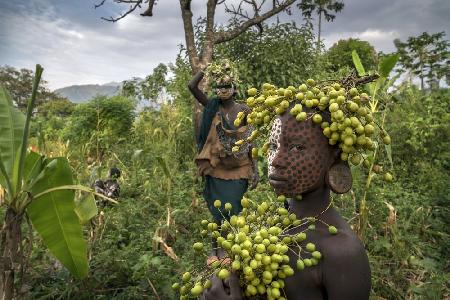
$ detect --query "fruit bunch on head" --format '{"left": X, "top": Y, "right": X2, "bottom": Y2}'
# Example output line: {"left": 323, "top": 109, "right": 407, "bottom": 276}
{"left": 205, "top": 58, "right": 239, "bottom": 88}
{"left": 234, "top": 75, "right": 393, "bottom": 183}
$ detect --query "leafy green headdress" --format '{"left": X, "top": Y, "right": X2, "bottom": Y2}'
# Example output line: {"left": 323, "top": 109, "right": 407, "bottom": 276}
{"left": 205, "top": 59, "right": 240, "bottom": 87}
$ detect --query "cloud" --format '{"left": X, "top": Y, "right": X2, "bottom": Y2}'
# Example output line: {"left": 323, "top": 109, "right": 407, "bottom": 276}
{"left": 320, "top": 0, "right": 449, "bottom": 52}
{"left": 0, "top": 0, "right": 448, "bottom": 90}
{"left": 0, "top": 0, "right": 185, "bottom": 89}
{"left": 324, "top": 29, "right": 401, "bottom": 52}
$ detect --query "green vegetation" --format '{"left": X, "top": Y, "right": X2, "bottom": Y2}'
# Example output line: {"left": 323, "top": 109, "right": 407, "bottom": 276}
{"left": 326, "top": 38, "right": 379, "bottom": 72}
{"left": 0, "top": 28, "right": 449, "bottom": 299}
{"left": 0, "top": 66, "right": 103, "bottom": 299}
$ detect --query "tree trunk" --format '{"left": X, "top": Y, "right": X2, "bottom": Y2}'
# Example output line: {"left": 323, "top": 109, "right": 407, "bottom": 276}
{"left": 317, "top": 9, "right": 322, "bottom": 54}
{"left": 0, "top": 208, "right": 23, "bottom": 300}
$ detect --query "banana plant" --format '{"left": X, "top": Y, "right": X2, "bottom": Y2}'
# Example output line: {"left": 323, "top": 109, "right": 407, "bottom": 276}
{"left": 0, "top": 65, "right": 104, "bottom": 299}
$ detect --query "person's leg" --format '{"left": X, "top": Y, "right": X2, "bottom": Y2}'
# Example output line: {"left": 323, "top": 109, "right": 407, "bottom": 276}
{"left": 205, "top": 177, "right": 248, "bottom": 263}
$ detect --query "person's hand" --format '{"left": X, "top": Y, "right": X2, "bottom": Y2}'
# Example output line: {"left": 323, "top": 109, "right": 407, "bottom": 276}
{"left": 250, "top": 171, "right": 259, "bottom": 190}
{"left": 200, "top": 274, "right": 243, "bottom": 300}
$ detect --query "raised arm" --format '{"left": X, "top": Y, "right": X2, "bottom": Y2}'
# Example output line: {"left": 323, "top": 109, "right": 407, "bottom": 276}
{"left": 188, "top": 71, "right": 209, "bottom": 106}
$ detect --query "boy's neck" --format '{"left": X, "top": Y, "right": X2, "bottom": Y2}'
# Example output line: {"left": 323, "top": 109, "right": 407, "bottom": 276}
{"left": 220, "top": 98, "right": 234, "bottom": 109}
{"left": 289, "top": 186, "right": 331, "bottom": 218}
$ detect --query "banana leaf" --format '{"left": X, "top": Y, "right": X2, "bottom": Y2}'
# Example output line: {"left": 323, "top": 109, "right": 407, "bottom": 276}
{"left": 75, "top": 193, "right": 98, "bottom": 225}
{"left": 0, "top": 86, "right": 25, "bottom": 195}
{"left": 27, "top": 157, "right": 88, "bottom": 278}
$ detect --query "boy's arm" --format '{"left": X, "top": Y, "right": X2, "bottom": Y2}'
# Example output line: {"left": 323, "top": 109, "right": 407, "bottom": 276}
{"left": 188, "top": 70, "right": 209, "bottom": 106}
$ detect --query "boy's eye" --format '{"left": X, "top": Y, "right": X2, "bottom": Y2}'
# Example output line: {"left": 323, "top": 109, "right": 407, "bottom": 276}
{"left": 290, "top": 144, "right": 304, "bottom": 152}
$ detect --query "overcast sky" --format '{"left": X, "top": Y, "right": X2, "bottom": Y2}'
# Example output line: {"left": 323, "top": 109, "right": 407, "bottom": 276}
{"left": 0, "top": 0, "right": 448, "bottom": 90}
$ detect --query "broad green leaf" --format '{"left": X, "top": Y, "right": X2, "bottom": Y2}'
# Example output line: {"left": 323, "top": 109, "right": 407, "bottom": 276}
{"left": 0, "top": 86, "right": 25, "bottom": 195}
{"left": 379, "top": 54, "right": 399, "bottom": 78}
{"left": 23, "top": 151, "right": 44, "bottom": 188}
{"left": 27, "top": 157, "right": 88, "bottom": 279}
{"left": 0, "top": 158, "right": 11, "bottom": 198}
{"left": 75, "top": 194, "right": 98, "bottom": 224}
{"left": 352, "top": 50, "right": 366, "bottom": 76}
{"left": 17, "top": 65, "right": 43, "bottom": 193}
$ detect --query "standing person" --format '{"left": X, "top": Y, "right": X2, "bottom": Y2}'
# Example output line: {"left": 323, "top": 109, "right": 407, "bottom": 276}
{"left": 188, "top": 60, "right": 259, "bottom": 262}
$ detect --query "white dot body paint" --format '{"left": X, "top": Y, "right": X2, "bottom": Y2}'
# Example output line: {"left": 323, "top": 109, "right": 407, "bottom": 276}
{"left": 268, "top": 118, "right": 282, "bottom": 178}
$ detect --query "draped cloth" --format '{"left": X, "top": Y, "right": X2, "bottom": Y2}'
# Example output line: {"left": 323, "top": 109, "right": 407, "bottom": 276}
{"left": 196, "top": 98, "right": 253, "bottom": 222}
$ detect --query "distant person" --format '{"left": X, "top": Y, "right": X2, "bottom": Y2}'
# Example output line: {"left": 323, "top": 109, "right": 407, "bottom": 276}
{"left": 93, "top": 167, "right": 121, "bottom": 206}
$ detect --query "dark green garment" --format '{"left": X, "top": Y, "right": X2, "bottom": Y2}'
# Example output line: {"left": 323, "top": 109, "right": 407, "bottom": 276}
{"left": 203, "top": 175, "right": 248, "bottom": 223}
{"left": 197, "top": 97, "right": 220, "bottom": 151}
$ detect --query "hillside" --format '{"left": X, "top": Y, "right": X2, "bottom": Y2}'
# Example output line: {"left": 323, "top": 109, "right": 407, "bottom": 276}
{"left": 54, "top": 82, "right": 121, "bottom": 103}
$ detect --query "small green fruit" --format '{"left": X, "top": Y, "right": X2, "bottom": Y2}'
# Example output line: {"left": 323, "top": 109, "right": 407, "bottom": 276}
{"left": 218, "top": 269, "right": 230, "bottom": 280}
{"left": 305, "top": 243, "right": 316, "bottom": 252}
{"left": 191, "top": 284, "right": 203, "bottom": 296}
{"left": 182, "top": 272, "right": 191, "bottom": 282}
{"left": 384, "top": 172, "right": 393, "bottom": 182}
{"left": 193, "top": 242, "right": 204, "bottom": 251}
{"left": 328, "top": 226, "right": 338, "bottom": 234}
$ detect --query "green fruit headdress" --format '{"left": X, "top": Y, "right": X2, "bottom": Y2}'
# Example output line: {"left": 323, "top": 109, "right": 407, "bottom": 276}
{"left": 233, "top": 72, "right": 393, "bottom": 181}
{"left": 204, "top": 59, "right": 240, "bottom": 87}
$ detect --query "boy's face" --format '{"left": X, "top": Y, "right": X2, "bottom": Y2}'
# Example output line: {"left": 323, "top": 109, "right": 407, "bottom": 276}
{"left": 216, "top": 85, "right": 234, "bottom": 100}
{"left": 267, "top": 113, "right": 333, "bottom": 197}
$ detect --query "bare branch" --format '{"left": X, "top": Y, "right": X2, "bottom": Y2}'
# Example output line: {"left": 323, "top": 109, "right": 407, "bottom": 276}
{"left": 225, "top": 1, "right": 250, "bottom": 20}
{"left": 94, "top": 0, "right": 106, "bottom": 9}
{"left": 214, "top": 0, "right": 297, "bottom": 44}
{"left": 101, "top": 0, "right": 143, "bottom": 22}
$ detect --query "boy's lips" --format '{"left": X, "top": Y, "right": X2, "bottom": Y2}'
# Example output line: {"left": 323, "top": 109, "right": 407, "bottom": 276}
{"left": 269, "top": 175, "right": 288, "bottom": 187}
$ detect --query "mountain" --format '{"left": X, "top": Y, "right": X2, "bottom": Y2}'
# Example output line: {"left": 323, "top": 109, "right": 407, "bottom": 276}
{"left": 54, "top": 82, "right": 121, "bottom": 103}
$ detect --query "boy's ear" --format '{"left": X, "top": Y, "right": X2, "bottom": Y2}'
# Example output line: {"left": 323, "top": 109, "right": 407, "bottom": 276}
{"left": 325, "top": 157, "right": 353, "bottom": 194}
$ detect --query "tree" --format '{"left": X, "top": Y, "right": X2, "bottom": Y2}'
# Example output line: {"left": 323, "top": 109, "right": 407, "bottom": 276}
{"left": 0, "top": 65, "right": 60, "bottom": 111}
{"left": 297, "top": 0, "right": 344, "bottom": 53}
{"left": 37, "top": 97, "right": 75, "bottom": 118}
{"left": 34, "top": 98, "right": 76, "bottom": 143}
{"left": 214, "top": 22, "right": 316, "bottom": 95}
{"left": 95, "top": 0, "right": 301, "bottom": 137}
{"left": 326, "top": 38, "right": 378, "bottom": 72}
{"left": 64, "top": 95, "right": 136, "bottom": 161}
{"left": 122, "top": 63, "right": 169, "bottom": 105}
{"left": 394, "top": 32, "right": 449, "bottom": 90}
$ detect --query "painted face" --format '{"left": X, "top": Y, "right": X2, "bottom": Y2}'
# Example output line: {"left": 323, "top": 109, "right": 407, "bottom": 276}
{"left": 216, "top": 86, "right": 234, "bottom": 100}
{"left": 268, "top": 113, "right": 333, "bottom": 197}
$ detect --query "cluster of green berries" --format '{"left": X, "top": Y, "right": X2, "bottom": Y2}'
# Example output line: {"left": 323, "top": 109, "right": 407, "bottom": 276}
{"left": 233, "top": 78, "right": 394, "bottom": 182}
{"left": 205, "top": 59, "right": 239, "bottom": 86}
{"left": 173, "top": 195, "right": 339, "bottom": 299}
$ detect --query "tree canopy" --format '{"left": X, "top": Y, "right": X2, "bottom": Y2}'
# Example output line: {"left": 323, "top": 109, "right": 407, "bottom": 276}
{"left": 0, "top": 65, "right": 62, "bottom": 111}
{"left": 214, "top": 22, "right": 316, "bottom": 96}
{"left": 326, "top": 38, "right": 379, "bottom": 72}
{"left": 394, "top": 31, "right": 449, "bottom": 90}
